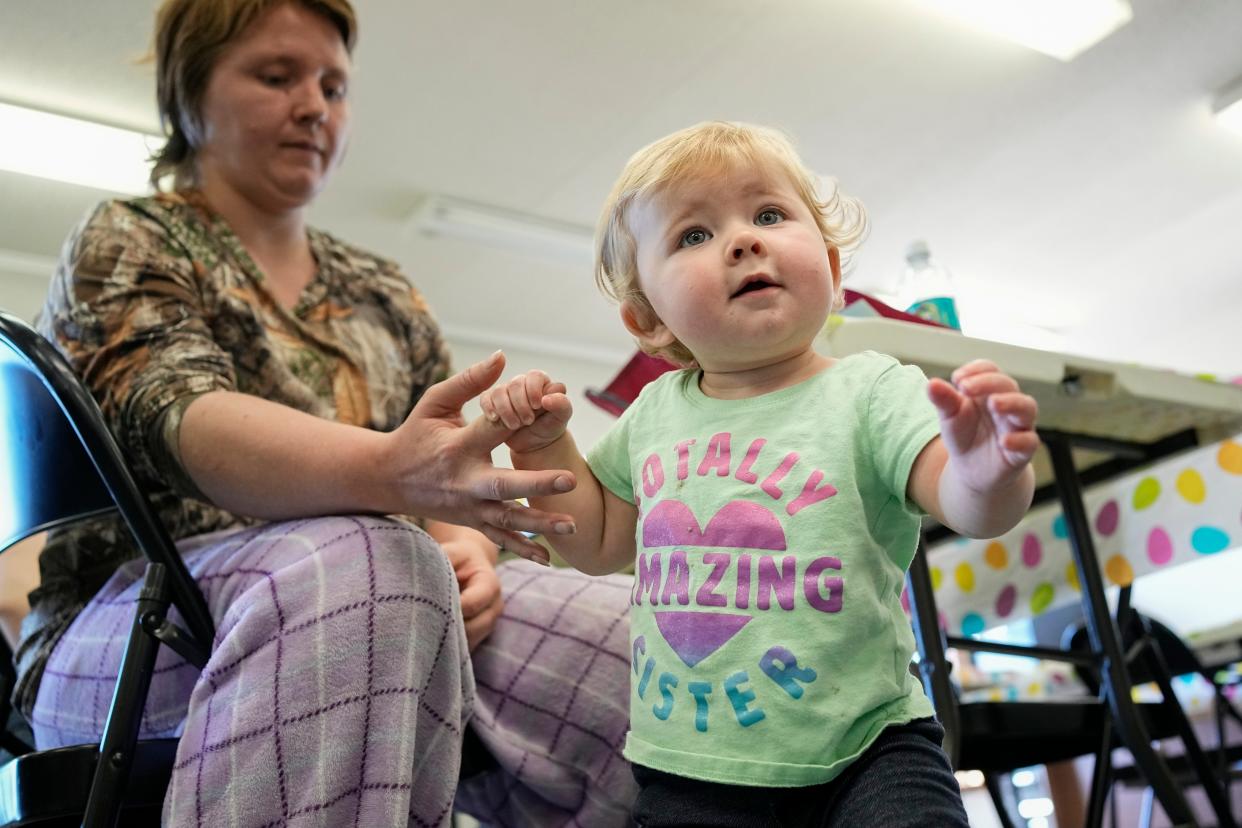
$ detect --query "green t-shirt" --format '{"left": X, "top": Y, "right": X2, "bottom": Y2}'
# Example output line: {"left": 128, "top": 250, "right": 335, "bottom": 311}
{"left": 587, "top": 351, "right": 942, "bottom": 787}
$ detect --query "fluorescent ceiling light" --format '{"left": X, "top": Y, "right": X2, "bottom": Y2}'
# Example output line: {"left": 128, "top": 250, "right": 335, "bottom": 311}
{"left": 922, "top": 0, "right": 1132, "bottom": 61}
{"left": 1214, "top": 76, "right": 1242, "bottom": 136}
{"left": 0, "top": 102, "right": 161, "bottom": 195}
{"left": 406, "top": 194, "right": 594, "bottom": 264}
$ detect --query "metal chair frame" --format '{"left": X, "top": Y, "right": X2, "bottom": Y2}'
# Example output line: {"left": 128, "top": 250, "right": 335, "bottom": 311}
{"left": 0, "top": 310, "right": 214, "bottom": 827}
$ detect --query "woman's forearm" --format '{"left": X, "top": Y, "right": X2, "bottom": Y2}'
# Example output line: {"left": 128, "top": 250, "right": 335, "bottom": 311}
{"left": 179, "top": 391, "right": 401, "bottom": 519}
{"left": 174, "top": 353, "right": 582, "bottom": 562}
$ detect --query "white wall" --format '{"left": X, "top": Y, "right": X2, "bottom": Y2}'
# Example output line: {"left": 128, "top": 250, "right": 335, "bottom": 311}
{"left": 0, "top": 250, "right": 55, "bottom": 322}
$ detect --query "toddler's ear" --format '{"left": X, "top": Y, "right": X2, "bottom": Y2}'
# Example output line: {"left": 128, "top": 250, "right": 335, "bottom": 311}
{"left": 620, "top": 299, "right": 676, "bottom": 352}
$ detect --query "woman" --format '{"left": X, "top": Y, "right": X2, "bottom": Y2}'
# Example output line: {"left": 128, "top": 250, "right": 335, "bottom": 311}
{"left": 18, "top": 0, "right": 635, "bottom": 824}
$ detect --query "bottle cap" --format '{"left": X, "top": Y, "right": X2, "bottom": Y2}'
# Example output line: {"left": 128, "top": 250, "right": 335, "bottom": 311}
{"left": 905, "top": 239, "right": 931, "bottom": 266}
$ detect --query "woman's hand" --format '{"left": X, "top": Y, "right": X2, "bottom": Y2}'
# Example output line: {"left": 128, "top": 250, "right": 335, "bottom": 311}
{"left": 432, "top": 526, "right": 504, "bottom": 652}
{"left": 385, "top": 351, "right": 577, "bottom": 561}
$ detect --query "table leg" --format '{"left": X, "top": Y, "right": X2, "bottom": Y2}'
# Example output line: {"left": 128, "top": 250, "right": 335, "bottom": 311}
{"left": 1044, "top": 434, "right": 1198, "bottom": 826}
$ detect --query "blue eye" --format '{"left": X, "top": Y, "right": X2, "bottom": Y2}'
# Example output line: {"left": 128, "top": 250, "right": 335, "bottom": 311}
{"left": 755, "top": 208, "right": 784, "bottom": 226}
{"left": 679, "top": 228, "right": 711, "bottom": 248}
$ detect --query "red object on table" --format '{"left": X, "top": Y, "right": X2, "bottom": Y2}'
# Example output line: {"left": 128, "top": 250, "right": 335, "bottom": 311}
{"left": 838, "top": 289, "right": 951, "bottom": 328}
{"left": 585, "top": 351, "right": 679, "bottom": 417}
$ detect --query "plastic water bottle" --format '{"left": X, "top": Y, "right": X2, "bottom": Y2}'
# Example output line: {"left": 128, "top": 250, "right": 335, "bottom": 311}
{"left": 897, "top": 240, "right": 961, "bottom": 330}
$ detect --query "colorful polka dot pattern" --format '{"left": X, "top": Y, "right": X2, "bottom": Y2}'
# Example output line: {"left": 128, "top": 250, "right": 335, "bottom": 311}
{"left": 984, "top": 542, "right": 1007, "bottom": 569}
{"left": 1021, "top": 534, "right": 1041, "bottom": 567}
{"left": 1096, "top": 500, "right": 1119, "bottom": 536}
{"left": 955, "top": 563, "right": 975, "bottom": 593}
{"left": 1105, "top": 554, "right": 1134, "bottom": 586}
{"left": 1220, "top": 440, "right": 1242, "bottom": 475}
{"left": 995, "top": 584, "right": 1016, "bottom": 617}
{"left": 1192, "top": 526, "right": 1231, "bottom": 554}
{"left": 925, "top": 434, "right": 1242, "bottom": 635}
{"left": 1133, "top": 477, "right": 1160, "bottom": 510}
{"left": 1177, "top": 469, "right": 1206, "bottom": 504}
{"left": 1147, "top": 527, "right": 1173, "bottom": 565}
{"left": 1030, "top": 583, "right": 1055, "bottom": 614}
{"left": 961, "top": 613, "right": 985, "bottom": 637}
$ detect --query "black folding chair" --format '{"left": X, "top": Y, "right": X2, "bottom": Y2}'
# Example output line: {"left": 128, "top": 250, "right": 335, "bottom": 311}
{"left": 0, "top": 309, "right": 215, "bottom": 827}
{"left": 1065, "top": 612, "right": 1242, "bottom": 827}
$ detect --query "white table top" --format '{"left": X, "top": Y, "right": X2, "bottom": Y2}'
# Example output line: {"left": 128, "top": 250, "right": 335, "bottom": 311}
{"left": 818, "top": 317, "right": 1242, "bottom": 444}
{"left": 818, "top": 317, "right": 1242, "bottom": 487}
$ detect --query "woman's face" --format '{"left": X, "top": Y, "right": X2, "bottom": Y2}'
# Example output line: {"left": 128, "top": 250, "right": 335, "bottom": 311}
{"left": 196, "top": 2, "right": 351, "bottom": 213}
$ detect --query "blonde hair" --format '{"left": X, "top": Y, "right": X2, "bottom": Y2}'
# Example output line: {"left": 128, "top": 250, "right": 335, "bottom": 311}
{"left": 149, "top": 0, "right": 357, "bottom": 191}
{"left": 595, "top": 121, "right": 867, "bottom": 365}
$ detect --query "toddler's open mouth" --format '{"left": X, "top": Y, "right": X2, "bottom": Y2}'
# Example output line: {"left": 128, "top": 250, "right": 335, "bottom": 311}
{"left": 731, "top": 276, "right": 778, "bottom": 298}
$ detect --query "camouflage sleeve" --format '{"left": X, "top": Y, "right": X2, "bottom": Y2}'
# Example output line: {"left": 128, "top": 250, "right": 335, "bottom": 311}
{"left": 39, "top": 200, "right": 235, "bottom": 499}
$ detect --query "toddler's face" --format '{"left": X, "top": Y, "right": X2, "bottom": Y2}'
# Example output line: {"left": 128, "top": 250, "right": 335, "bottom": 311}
{"left": 626, "top": 161, "right": 840, "bottom": 374}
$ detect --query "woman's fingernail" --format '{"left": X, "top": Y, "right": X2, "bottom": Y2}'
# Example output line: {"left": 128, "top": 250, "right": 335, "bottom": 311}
{"left": 486, "top": 410, "right": 499, "bottom": 422}
{"left": 554, "top": 476, "right": 573, "bottom": 492}
{"left": 554, "top": 521, "right": 576, "bottom": 535}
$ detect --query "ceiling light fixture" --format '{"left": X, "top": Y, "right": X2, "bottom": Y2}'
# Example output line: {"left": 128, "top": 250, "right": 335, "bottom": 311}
{"left": 405, "top": 193, "right": 594, "bottom": 264}
{"left": 922, "top": 0, "right": 1133, "bottom": 62}
{"left": 0, "top": 102, "right": 160, "bottom": 195}
{"left": 1213, "top": 75, "right": 1242, "bottom": 136}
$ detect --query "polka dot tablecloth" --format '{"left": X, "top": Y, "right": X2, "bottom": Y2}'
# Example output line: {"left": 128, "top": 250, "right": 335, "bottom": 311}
{"left": 916, "top": 435, "right": 1242, "bottom": 637}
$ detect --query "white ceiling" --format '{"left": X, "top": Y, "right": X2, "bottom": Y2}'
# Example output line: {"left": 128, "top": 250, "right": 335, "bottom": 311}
{"left": 2, "top": 0, "right": 1241, "bottom": 376}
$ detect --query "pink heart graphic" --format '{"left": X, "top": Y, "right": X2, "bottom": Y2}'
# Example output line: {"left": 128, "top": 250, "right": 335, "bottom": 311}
{"left": 642, "top": 499, "right": 786, "bottom": 550}
{"left": 654, "top": 611, "right": 752, "bottom": 668}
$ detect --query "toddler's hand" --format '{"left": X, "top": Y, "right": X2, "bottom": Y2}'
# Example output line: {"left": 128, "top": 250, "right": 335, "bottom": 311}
{"left": 480, "top": 369, "right": 573, "bottom": 455}
{"left": 927, "top": 359, "right": 1039, "bottom": 492}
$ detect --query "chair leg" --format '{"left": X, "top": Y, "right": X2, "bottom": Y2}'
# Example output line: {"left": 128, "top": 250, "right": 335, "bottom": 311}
{"left": 83, "top": 563, "right": 173, "bottom": 828}
{"left": 1139, "top": 786, "right": 1156, "bottom": 828}
{"left": 1140, "top": 626, "right": 1237, "bottom": 828}
{"left": 1086, "top": 714, "right": 1113, "bottom": 828}
{"left": 984, "top": 772, "right": 1020, "bottom": 828}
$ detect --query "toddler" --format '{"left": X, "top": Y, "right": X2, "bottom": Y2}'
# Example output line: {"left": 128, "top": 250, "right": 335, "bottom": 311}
{"left": 481, "top": 121, "right": 1038, "bottom": 826}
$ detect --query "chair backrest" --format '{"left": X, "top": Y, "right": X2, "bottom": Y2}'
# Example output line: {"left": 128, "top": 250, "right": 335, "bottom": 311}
{"left": 0, "top": 310, "right": 214, "bottom": 650}
{"left": 1063, "top": 613, "right": 1209, "bottom": 694}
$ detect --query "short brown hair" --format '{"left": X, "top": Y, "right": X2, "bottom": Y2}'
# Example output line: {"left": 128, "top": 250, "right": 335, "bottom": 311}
{"left": 149, "top": 0, "right": 356, "bottom": 190}
{"left": 595, "top": 121, "right": 867, "bottom": 365}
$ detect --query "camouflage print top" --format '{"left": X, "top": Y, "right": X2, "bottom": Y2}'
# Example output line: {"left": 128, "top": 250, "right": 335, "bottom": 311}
{"left": 15, "top": 192, "right": 451, "bottom": 716}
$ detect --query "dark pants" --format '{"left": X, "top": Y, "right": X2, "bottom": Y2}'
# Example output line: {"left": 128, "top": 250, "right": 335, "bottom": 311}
{"left": 631, "top": 717, "right": 969, "bottom": 827}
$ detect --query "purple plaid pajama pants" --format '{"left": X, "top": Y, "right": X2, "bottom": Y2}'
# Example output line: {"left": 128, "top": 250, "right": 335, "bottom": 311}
{"left": 29, "top": 516, "right": 637, "bottom": 826}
